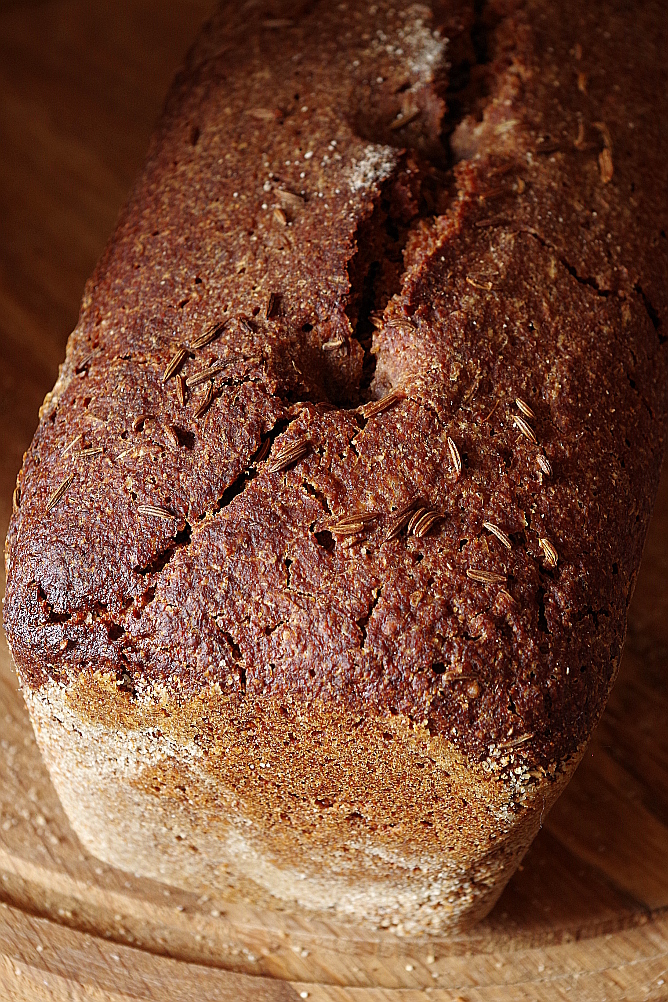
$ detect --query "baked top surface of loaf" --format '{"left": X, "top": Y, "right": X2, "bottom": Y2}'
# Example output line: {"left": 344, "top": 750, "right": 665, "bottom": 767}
{"left": 4, "top": 0, "right": 667, "bottom": 776}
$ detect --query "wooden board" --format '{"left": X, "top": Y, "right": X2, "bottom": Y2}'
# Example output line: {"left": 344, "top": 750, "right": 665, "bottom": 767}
{"left": 0, "top": 2, "right": 667, "bottom": 998}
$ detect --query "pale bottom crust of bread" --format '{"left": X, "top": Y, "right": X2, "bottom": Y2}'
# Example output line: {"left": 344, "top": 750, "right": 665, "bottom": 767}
{"left": 23, "top": 673, "right": 577, "bottom": 935}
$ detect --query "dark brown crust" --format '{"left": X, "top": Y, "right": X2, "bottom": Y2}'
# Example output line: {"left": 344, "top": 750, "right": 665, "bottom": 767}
{"left": 4, "top": 0, "right": 667, "bottom": 776}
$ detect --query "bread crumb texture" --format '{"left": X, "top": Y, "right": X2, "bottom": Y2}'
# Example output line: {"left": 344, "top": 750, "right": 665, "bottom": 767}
{"left": 4, "top": 0, "right": 667, "bottom": 931}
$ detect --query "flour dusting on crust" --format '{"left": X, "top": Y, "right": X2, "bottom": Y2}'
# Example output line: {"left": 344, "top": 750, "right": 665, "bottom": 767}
{"left": 366, "top": 3, "right": 445, "bottom": 88}
{"left": 348, "top": 144, "right": 397, "bottom": 193}
{"left": 398, "top": 4, "right": 445, "bottom": 84}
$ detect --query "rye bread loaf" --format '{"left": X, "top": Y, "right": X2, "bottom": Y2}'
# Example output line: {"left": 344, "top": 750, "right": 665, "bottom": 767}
{"left": 3, "top": 0, "right": 667, "bottom": 933}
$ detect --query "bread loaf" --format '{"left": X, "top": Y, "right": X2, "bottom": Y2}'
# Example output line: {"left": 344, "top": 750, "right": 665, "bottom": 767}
{"left": 4, "top": 0, "right": 667, "bottom": 933}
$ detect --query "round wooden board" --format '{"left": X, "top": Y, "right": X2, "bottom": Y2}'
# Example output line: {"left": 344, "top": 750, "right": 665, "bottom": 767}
{"left": 0, "top": 2, "right": 667, "bottom": 999}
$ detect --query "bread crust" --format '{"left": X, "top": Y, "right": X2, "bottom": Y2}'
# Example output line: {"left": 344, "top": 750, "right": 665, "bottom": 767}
{"left": 4, "top": 0, "right": 667, "bottom": 930}
{"left": 25, "top": 671, "right": 575, "bottom": 933}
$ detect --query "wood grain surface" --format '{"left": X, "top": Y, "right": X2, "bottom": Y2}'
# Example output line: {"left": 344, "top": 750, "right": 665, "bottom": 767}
{"left": 0, "top": 2, "right": 667, "bottom": 999}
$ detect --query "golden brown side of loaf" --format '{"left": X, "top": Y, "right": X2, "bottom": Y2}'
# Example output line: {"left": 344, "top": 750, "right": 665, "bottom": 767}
{"left": 4, "top": 0, "right": 667, "bottom": 932}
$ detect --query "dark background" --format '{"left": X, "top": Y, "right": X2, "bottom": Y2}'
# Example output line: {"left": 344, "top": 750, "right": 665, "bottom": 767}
{"left": 0, "top": 0, "right": 215, "bottom": 538}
